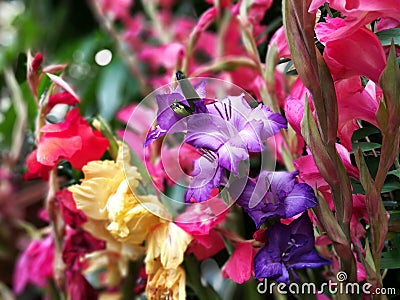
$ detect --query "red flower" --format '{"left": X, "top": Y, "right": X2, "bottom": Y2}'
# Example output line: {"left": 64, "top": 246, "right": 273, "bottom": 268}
{"left": 25, "top": 108, "right": 109, "bottom": 179}
{"left": 24, "top": 149, "right": 53, "bottom": 180}
{"left": 48, "top": 91, "right": 80, "bottom": 109}
{"left": 62, "top": 228, "right": 105, "bottom": 271}
{"left": 55, "top": 190, "right": 87, "bottom": 228}
{"left": 39, "top": 108, "right": 109, "bottom": 169}
{"left": 66, "top": 270, "right": 98, "bottom": 300}
{"left": 31, "top": 52, "right": 43, "bottom": 73}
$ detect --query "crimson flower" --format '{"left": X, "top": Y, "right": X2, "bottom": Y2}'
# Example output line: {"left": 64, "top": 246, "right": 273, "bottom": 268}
{"left": 25, "top": 108, "right": 109, "bottom": 179}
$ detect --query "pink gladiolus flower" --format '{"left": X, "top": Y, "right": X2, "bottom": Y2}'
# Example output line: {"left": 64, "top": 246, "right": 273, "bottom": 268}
{"left": 285, "top": 96, "right": 306, "bottom": 136}
{"left": 337, "top": 121, "right": 359, "bottom": 152}
{"left": 284, "top": 77, "right": 313, "bottom": 135}
{"left": 139, "top": 43, "right": 185, "bottom": 87}
{"left": 294, "top": 144, "right": 359, "bottom": 191}
{"left": 192, "top": 7, "right": 218, "bottom": 37}
{"left": 319, "top": 21, "right": 386, "bottom": 83}
{"left": 222, "top": 241, "right": 257, "bottom": 284}
{"left": 116, "top": 103, "right": 155, "bottom": 161}
{"left": 309, "top": 0, "right": 400, "bottom": 34}
{"left": 335, "top": 77, "right": 380, "bottom": 149}
{"left": 248, "top": 0, "right": 273, "bottom": 39}
{"left": 186, "top": 230, "right": 226, "bottom": 260}
{"left": 176, "top": 198, "right": 228, "bottom": 260}
{"left": 13, "top": 235, "right": 55, "bottom": 293}
{"left": 98, "top": 0, "right": 132, "bottom": 20}
{"left": 376, "top": 17, "right": 400, "bottom": 31}
{"left": 175, "top": 198, "right": 227, "bottom": 235}
{"left": 315, "top": 17, "right": 347, "bottom": 45}
{"left": 269, "top": 26, "right": 291, "bottom": 58}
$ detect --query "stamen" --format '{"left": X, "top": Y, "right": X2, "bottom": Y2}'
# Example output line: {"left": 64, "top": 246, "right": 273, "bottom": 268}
{"left": 224, "top": 103, "right": 229, "bottom": 120}
{"left": 228, "top": 97, "right": 232, "bottom": 119}
{"left": 213, "top": 103, "right": 225, "bottom": 120}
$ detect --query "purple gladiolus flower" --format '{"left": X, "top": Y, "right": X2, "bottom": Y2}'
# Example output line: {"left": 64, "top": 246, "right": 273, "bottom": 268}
{"left": 184, "top": 95, "right": 286, "bottom": 202}
{"left": 232, "top": 171, "right": 318, "bottom": 228}
{"left": 145, "top": 81, "right": 207, "bottom": 145}
{"left": 254, "top": 213, "right": 331, "bottom": 284}
{"left": 184, "top": 151, "right": 227, "bottom": 202}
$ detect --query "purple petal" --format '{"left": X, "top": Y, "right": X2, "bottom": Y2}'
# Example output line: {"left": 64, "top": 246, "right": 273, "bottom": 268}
{"left": 234, "top": 174, "right": 277, "bottom": 228}
{"left": 234, "top": 171, "right": 317, "bottom": 227}
{"left": 249, "top": 105, "right": 287, "bottom": 139}
{"left": 156, "top": 93, "right": 186, "bottom": 132}
{"left": 239, "top": 120, "right": 264, "bottom": 152}
{"left": 283, "top": 183, "right": 318, "bottom": 218}
{"left": 217, "top": 136, "right": 249, "bottom": 174}
{"left": 194, "top": 80, "right": 207, "bottom": 99}
{"left": 254, "top": 262, "right": 288, "bottom": 283}
{"left": 285, "top": 214, "right": 331, "bottom": 268}
{"left": 185, "top": 155, "right": 222, "bottom": 202}
{"left": 254, "top": 213, "right": 330, "bottom": 283}
{"left": 288, "top": 251, "right": 331, "bottom": 270}
{"left": 268, "top": 171, "right": 297, "bottom": 198}
{"left": 145, "top": 126, "right": 167, "bottom": 147}
{"left": 207, "top": 95, "right": 252, "bottom": 127}
{"left": 186, "top": 114, "right": 233, "bottom": 151}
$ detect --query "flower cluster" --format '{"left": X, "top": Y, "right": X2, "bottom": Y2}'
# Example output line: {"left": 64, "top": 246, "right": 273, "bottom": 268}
{"left": 5, "top": 0, "right": 400, "bottom": 299}
{"left": 147, "top": 76, "right": 331, "bottom": 282}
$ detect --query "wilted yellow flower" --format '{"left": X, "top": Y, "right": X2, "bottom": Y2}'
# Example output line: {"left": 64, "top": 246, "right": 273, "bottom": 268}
{"left": 69, "top": 143, "right": 168, "bottom": 258}
{"left": 145, "top": 222, "right": 192, "bottom": 273}
{"left": 146, "top": 259, "right": 186, "bottom": 300}
{"left": 145, "top": 222, "right": 192, "bottom": 300}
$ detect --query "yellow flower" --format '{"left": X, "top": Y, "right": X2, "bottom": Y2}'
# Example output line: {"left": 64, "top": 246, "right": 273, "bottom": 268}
{"left": 145, "top": 222, "right": 192, "bottom": 300}
{"left": 146, "top": 259, "right": 186, "bottom": 300}
{"left": 69, "top": 142, "right": 193, "bottom": 298}
{"left": 68, "top": 143, "right": 168, "bottom": 258}
{"left": 145, "top": 222, "right": 192, "bottom": 273}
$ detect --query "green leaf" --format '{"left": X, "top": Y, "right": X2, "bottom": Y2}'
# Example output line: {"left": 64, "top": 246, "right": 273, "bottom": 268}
{"left": 382, "top": 180, "right": 400, "bottom": 193}
{"left": 351, "top": 126, "right": 380, "bottom": 142}
{"left": 388, "top": 169, "right": 400, "bottom": 179}
{"left": 381, "top": 251, "right": 400, "bottom": 269}
{"left": 379, "top": 41, "right": 400, "bottom": 127}
{"left": 355, "top": 148, "right": 388, "bottom": 268}
{"left": 376, "top": 28, "right": 400, "bottom": 46}
{"left": 37, "top": 73, "right": 52, "bottom": 98}
{"left": 0, "top": 104, "right": 16, "bottom": 149}
{"left": 351, "top": 179, "right": 365, "bottom": 194}
{"left": 222, "top": 236, "right": 235, "bottom": 256}
{"left": 351, "top": 142, "right": 381, "bottom": 153}
{"left": 97, "top": 58, "right": 126, "bottom": 122}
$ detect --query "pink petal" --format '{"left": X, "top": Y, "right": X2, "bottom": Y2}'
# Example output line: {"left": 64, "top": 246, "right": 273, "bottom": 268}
{"left": 222, "top": 242, "right": 256, "bottom": 284}
{"left": 46, "top": 73, "right": 79, "bottom": 100}
{"left": 323, "top": 27, "right": 386, "bottom": 83}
